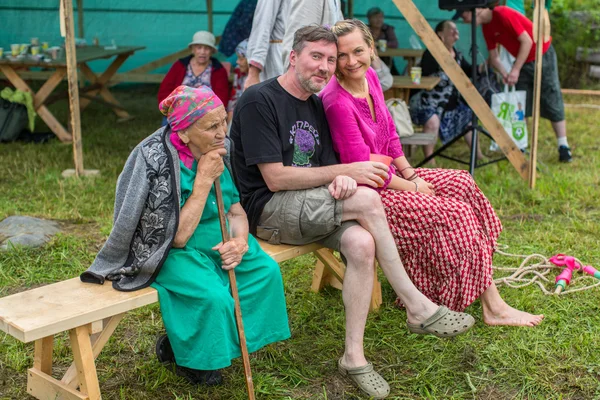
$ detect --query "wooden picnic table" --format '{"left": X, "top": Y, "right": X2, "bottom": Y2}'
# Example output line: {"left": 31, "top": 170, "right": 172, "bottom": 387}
{"left": 384, "top": 75, "right": 441, "bottom": 103}
{"left": 378, "top": 48, "right": 424, "bottom": 72}
{"left": 0, "top": 45, "right": 145, "bottom": 142}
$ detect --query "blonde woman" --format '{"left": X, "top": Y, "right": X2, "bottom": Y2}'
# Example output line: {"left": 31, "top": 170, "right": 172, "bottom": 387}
{"left": 320, "top": 19, "right": 543, "bottom": 327}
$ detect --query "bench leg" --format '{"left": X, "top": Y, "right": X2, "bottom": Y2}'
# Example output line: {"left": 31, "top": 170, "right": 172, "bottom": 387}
{"left": 311, "top": 249, "right": 382, "bottom": 311}
{"left": 27, "top": 368, "right": 88, "bottom": 400}
{"left": 27, "top": 335, "right": 88, "bottom": 399}
{"left": 25, "top": 314, "right": 126, "bottom": 400}
{"left": 370, "top": 265, "right": 383, "bottom": 312}
{"left": 69, "top": 326, "right": 102, "bottom": 400}
{"left": 62, "top": 314, "right": 125, "bottom": 388}
{"left": 34, "top": 336, "right": 53, "bottom": 375}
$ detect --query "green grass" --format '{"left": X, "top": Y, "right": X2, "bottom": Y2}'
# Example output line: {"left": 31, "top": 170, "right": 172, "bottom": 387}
{"left": 1, "top": 85, "right": 599, "bottom": 399}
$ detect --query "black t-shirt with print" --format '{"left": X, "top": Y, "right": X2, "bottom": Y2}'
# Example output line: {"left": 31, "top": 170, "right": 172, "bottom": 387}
{"left": 230, "top": 77, "right": 339, "bottom": 235}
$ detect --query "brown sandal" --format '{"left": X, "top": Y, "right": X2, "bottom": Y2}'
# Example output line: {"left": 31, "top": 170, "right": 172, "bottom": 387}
{"left": 407, "top": 306, "right": 475, "bottom": 338}
{"left": 338, "top": 358, "right": 390, "bottom": 399}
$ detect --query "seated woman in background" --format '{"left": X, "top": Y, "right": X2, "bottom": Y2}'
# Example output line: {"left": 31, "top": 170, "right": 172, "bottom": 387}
{"left": 227, "top": 39, "right": 249, "bottom": 124}
{"left": 158, "top": 31, "right": 230, "bottom": 108}
{"left": 366, "top": 7, "right": 399, "bottom": 74}
{"left": 409, "top": 20, "right": 484, "bottom": 162}
{"left": 82, "top": 85, "right": 290, "bottom": 386}
{"left": 320, "top": 19, "right": 543, "bottom": 327}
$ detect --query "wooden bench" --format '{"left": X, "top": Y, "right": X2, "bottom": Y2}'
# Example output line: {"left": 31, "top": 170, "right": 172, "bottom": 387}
{"left": 400, "top": 128, "right": 437, "bottom": 158}
{"left": 0, "top": 240, "right": 382, "bottom": 400}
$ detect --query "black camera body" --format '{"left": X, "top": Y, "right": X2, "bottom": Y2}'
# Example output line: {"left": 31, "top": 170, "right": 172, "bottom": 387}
{"left": 438, "top": 0, "right": 498, "bottom": 10}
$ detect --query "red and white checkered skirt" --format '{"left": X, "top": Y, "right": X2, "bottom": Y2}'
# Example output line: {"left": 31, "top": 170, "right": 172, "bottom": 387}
{"left": 380, "top": 168, "right": 502, "bottom": 312}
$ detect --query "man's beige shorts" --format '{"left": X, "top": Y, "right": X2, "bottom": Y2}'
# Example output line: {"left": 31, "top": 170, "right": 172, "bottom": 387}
{"left": 256, "top": 186, "right": 357, "bottom": 252}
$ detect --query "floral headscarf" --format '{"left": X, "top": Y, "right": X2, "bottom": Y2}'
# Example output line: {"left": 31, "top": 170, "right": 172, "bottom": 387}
{"left": 159, "top": 85, "right": 223, "bottom": 169}
{"left": 159, "top": 85, "right": 223, "bottom": 132}
{"left": 235, "top": 39, "right": 249, "bottom": 58}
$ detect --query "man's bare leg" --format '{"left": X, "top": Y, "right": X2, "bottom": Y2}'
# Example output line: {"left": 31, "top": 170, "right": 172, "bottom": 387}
{"left": 338, "top": 225, "right": 376, "bottom": 368}
{"left": 341, "top": 188, "right": 440, "bottom": 324}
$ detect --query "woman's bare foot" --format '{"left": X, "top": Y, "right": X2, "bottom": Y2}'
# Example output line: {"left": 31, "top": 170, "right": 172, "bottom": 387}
{"left": 480, "top": 282, "right": 544, "bottom": 327}
{"left": 483, "top": 303, "right": 544, "bottom": 327}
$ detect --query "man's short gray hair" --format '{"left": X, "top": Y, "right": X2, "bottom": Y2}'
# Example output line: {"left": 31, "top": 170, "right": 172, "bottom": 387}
{"left": 292, "top": 25, "right": 338, "bottom": 55}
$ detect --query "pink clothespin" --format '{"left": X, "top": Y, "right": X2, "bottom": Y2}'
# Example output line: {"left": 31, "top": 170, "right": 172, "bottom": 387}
{"left": 549, "top": 254, "right": 580, "bottom": 294}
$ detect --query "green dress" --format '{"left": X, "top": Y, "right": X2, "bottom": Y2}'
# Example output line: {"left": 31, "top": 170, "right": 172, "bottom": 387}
{"left": 151, "top": 161, "right": 290, "bottom": 370}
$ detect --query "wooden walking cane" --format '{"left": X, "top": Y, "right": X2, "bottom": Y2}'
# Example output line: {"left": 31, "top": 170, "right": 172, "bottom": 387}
{"left": 213, "top": 179, "right": 256, "bottom": 400}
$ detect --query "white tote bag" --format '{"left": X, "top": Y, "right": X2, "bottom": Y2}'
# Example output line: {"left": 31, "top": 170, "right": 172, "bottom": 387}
{"left": 490, "top": 85, "right": 528, "bottom": 150}
{"left": 385, "top": 98, "right": 414, "bottom": 138}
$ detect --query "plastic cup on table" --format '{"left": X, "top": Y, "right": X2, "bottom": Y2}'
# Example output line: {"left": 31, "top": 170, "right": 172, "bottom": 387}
{"left": 0, "top": 48, "right": 3, "bottom": 58}
{"left": 31, "top": 37, "right": 39, "bottom": 46}
{"left": 410, "top": 67, "right": 422, "bottom": 85}
{"left": 369, "top": 154, "right": 393, "bottom": 187}
{"left": 377, "top": 39, "right": 387, "bottom": 53}
{"left": 42, "top": 42, "right": 49, "bottom": 51}
{"left": 31, "top": 46, "right": 40, "bottom": 56}
{"left": 11, "top": 44, "right": 20, "bottom": 56}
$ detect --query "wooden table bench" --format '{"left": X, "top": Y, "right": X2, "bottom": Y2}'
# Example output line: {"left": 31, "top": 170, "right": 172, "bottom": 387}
{"left": 383, "top": 75, "right": 441, "bottom": 104}
{"left": 0, "top": 240, "right": 382, "bottom": 400}
{"left": 0, "top": 46, "right": 145, "bottom": 142}
{"left": 378, "top": 48, "right": 425, "bottom": 72}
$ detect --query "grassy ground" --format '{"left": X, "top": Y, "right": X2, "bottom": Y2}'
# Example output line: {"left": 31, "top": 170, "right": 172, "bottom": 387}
{"left": 0, "top": 84, "right": 599, "bottom": 400}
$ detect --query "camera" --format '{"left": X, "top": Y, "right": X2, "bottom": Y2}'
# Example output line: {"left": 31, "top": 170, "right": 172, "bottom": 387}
{"left": 438, "top": 0, "right": 499, "bottom": 10}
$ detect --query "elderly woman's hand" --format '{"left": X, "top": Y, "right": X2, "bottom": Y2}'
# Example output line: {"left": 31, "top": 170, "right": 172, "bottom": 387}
{"left": 194, "top": 148, "right": 227, "bottom": 189}
{"left": 212, "top": 237, "right": 249, "bottom": 270}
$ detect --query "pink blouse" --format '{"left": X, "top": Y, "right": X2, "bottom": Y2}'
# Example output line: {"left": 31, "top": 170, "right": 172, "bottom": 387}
{"left": 320, "top": 67, "right": 404, "bottom": 190}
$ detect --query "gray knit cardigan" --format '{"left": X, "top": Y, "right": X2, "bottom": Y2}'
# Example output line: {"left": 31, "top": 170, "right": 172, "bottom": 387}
{"left": 81, "top": 126, "right": 232, "bottom": 291}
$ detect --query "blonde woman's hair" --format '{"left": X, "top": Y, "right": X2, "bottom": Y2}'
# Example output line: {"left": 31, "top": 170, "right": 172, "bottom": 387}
{"left": 330, "top": 19, "right": 376, "bottom": 80}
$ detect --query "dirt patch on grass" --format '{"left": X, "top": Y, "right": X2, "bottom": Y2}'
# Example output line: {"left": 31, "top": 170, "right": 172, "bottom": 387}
{"left": 476, "top": 384, "right": 518, "bottom": 400}
{"left": 58, "top": 220, "right": 106, "bottom": 251}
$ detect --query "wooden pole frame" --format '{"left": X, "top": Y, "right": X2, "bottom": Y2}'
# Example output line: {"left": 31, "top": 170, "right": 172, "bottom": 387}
{"left": 392, "top": 0, "right": 530, "bottom": 180}
{"left": 529, "top": 0, "right": 546, "bottom": 188}
{"left": 207, "top": 0, "right": 213, "bottom": 33}
{"left": 61, "top": 0, "right": 84, "bottom": 177}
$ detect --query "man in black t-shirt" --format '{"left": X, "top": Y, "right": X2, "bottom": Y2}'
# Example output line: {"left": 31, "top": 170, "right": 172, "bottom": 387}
{"left": 231, "top": 25, "right": 474, "bottom": 398}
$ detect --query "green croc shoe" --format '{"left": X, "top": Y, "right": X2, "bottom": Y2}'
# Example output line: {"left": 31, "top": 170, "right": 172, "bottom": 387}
{"left": 407, "top": 306, "right": 475, "bottom": 338}
{"left": 338, "top": 358, "right": 390, "bottom": 399}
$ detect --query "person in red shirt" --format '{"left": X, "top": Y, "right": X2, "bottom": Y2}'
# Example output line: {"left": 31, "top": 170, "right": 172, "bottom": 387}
{"left": 458, "top": 6, "right": 572, "bottom": 163}
{"left": 158, "top": 31, "right": 230, "bottom": 110}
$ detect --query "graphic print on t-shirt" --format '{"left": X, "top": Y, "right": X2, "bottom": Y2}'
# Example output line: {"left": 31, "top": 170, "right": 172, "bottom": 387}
{"left": 289, "top": 120, "right": 321, "bottom": 167}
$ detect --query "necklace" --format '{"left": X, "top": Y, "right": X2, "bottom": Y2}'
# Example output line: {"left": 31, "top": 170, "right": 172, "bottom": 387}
{"left": 343, "top": 77, "right": 368, "bottom": 98}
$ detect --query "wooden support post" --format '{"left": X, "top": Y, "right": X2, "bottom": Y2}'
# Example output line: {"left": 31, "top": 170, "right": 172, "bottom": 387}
{"left": 61, "top": 0, "right": 85, "bottom": 177}
{"left": 77, "top": 0, "right": 84, "bottom": 39}
{"left": 68, "top": 326, "right": 101, "bottom": 400}
{"left": 391, "top": 0, "right": 530, "bottom": 181}
{"left": 529, "top": 0, "right": 545, "bottom": 189}
{"left": 207, "top": 0, "right": 213, "bottom": 33}
{"left": 33, "top": 336, "right": 54, "bottom": 376}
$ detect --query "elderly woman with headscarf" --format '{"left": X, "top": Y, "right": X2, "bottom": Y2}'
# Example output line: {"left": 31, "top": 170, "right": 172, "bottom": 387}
{"left": 227, "top": 39, "right": 249, "bottom": 123}
{"left": 158, "top": 31, "right": 230, "bottom": 108}
{"left": 81, "top": 85, "right": 290, "bottom": 386}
